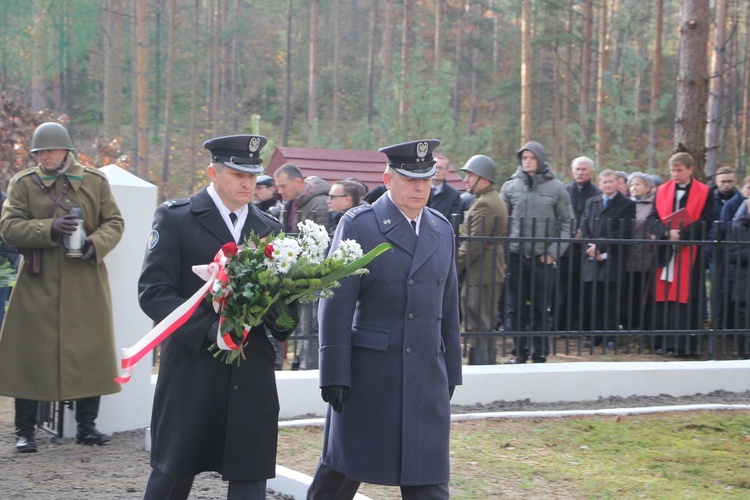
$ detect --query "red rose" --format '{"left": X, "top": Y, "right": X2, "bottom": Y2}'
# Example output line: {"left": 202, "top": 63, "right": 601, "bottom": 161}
{"left": 264, "top": 244, "right": 274, "bottom": 259}
{"left": 222, "top": 242, "right": 239, "bottom": 256}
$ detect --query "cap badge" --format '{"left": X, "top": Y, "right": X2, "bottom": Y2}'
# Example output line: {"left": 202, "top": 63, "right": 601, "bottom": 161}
{"left": 248, "top": 137, "right": 261, "bottom": 153}
{"left": 416, "top": 141, "right": 429, "bottom": 162}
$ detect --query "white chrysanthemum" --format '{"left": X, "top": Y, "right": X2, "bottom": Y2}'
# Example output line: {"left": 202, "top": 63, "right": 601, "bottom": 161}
{"left": 297, "top": 220, "right": 330, "bottom": 264}
{"left": 266, "top": 237, "right": 301, "bottom": 274}
{"left": 332, "top": 239, "right": 364, "bottom": 264}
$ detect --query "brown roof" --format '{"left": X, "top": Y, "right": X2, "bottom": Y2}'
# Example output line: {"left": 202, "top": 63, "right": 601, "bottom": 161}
{"left": 265, "top": 146, "right": 465, "bottom": 191}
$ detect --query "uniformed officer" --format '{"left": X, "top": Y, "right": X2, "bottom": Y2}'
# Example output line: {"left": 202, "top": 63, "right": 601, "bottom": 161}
{"left": 0, "top": 122, "right": 124, "bottom": 453}
{"left": 308, "top": 139, "right": 462, "bottom": 500}
{"left": 138, "top": 134, "right": 296, "bottom": 500}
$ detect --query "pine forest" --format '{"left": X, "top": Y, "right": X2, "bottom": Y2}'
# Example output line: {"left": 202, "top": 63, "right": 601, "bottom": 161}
{"left": 1, "top": 0, "right": 749, "bottom": 199}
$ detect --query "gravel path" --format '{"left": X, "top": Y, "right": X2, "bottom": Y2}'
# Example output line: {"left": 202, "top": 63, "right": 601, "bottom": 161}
{"left": 2, "top": 391, "right": 750, "bottom": 499}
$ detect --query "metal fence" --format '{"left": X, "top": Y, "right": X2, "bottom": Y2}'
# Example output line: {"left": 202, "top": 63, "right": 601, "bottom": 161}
{"left": 457, "top": 217, "right": 750, "bottom": 362}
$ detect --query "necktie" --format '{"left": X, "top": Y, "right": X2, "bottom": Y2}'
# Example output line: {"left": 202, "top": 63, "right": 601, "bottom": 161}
{"left": 229, "top": 212, "right": 238, "bottom": 227}
{"left": 602, "top": 197, "right": 609, "bottom": 208}
{"left": 410, "top": 220, "right": 417, "bottom": 232}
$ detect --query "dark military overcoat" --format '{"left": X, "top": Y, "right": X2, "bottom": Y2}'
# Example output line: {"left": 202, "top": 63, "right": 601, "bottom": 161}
{"left": 138, "top": 187, "right": 287, "bottom": 481}
{"left": 0, "top": 161, "right": 123, "bottom": 400}
{"left": 317, "top": 194, "right": 463, "bottom": 486}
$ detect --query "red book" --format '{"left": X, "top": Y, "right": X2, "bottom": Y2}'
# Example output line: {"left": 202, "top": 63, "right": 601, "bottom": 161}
{"left": 662, "top": 207, "right": 692, "bottom": 228}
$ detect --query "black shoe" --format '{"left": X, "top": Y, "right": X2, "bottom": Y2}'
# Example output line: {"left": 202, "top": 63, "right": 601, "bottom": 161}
{"left": 532, "top": 356, "right": 547, "bottom": 363}
{"left": 15, "top": 435, "right": 37, "bottom": 453}
{"left": 76, "top": 428, "right": 111, "bottom": 446}
{"left": 504, "top": 356, "right": 528, "bottom": 364}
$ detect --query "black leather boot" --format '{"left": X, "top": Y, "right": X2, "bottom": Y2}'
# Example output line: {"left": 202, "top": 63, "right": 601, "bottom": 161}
{"left": 14, "top": 399, "right": 38, "bottom": 453}
{"left": 75, "top": 396, "right": 110, "bottom": 445}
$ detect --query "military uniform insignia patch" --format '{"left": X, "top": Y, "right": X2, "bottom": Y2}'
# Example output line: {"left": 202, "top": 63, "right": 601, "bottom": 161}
{"left": 383, "top": 218, "right": 391, "bottom": 225}
{"left": 147, "top": 230, "right": 160, "bottom": 250}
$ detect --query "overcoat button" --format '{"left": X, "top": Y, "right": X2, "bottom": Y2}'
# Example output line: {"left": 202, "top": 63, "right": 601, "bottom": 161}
{"left": 37, "top": 222, "right": 44, "bottom": 227}
{"left": 438, "top": 278, "right": 443, "bottom": 284}
{"left": 233, "top": 385, "right": 239, "bottom": 391}
{"left": 406, "top": 348, "right": 412, "bottom": 354}
{"left": 408, "top": 313, "right": 414, "bottom": 320}
{"left": 408, "top": 279, "right": 414, "bottom": 286}
{"left": 438, "top": 315, "right": 443, "bottom": 320}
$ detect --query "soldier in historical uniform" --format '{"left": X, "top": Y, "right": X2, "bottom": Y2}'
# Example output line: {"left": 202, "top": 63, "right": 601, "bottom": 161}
{"left": 457, "top": 154, "right": 508, "bottom": 365}
{"left": 138, "top": 135, "right": 296, "bottom": 500}
{"left": 308, "top": 139, "right": 462, "bottom": 500}
{"left": 0, "top": 122, "right": 124, "bottom": 453}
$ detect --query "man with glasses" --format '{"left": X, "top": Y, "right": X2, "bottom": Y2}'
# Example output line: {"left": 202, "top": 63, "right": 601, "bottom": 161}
{"left": 327, "top": 180, "right": 366, "bottom": 228}
{"left": 428, "top": 152, "right": 462, "bottom": 226}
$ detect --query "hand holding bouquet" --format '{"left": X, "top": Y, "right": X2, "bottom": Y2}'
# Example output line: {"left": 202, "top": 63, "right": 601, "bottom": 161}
{"left": 203, "top": 220, "right": 390, "bottom": 365}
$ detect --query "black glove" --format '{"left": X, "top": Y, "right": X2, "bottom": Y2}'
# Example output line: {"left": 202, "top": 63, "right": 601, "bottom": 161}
{"left": 51, "top": 213, "right": 78, "bottom": 237}
{"left": 264, "top": 300, "right": 299, "bottom": 342}
{"left": 321, "top": 385, "right": 349, "bottom": 413}
{"left": 449, "top": 386, "right": 456, "bottom": 400}
{"left": 81, "top": 238, "right": 96, "bottom": 261}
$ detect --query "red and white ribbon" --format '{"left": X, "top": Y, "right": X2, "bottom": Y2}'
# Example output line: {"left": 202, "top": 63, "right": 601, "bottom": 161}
{"left": 115, "top": 247, "right": 240, "bottom": 384}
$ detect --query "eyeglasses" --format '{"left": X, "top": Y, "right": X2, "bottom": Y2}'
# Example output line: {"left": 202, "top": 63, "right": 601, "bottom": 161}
{"left": 328, "top": 194, "right": 348, "bottom": 198}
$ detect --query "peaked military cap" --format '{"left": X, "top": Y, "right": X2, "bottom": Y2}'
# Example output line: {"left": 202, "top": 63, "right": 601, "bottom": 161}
{"left": 378, "top": 139, "right": 440, "bottom": 179}
{"left": 203, "top": 134, "right": 267, "bottom": 174}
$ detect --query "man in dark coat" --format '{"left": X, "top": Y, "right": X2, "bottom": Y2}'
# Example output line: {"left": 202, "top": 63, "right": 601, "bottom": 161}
{"left": 427, "top": 152, "right": 462, "bottom": 228}
{"left": 308, "top": 139, "right": 462, "bottom": 499}
{"left": 557, "top": 156, "right": 600, "bottom": 331}
{"left": 580, "top": 169, "right": 635, "bottom": 348}
{"left": 138, "top": 135, "right": 296, "bottom": 500}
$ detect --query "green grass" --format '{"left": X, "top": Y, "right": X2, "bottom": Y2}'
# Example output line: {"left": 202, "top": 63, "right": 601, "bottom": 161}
{"left": 278, "top": 410, "right": 750, "bottom": 499}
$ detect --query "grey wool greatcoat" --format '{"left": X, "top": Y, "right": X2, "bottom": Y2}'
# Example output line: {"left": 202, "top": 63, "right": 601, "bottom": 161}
{"left": 138, "top": 187, "right": 290, "bottom": 481}
{"left": 317, "top": 194, "right": 463, "bottom": 486}
{"left": 0, "top": 161, "right": 123, "bottom": 401}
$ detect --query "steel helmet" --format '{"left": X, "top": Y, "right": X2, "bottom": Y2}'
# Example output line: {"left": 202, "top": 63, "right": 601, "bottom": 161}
{"left": 30, "top": 122, "right": 75, "bottom": 153}
{"left": 461, "top": 154, "right": 497, "bottom": 183}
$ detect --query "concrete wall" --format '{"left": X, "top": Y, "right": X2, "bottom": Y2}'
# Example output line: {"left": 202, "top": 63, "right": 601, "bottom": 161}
{"left": 61, "top": 166, "right": 158, "bottom": 437}
{"left": 276, "top": 360, "right": 750, "bottom": 419}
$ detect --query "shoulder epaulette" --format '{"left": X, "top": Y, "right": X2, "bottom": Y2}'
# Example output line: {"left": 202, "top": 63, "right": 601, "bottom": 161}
{"left": 261, "top": 211, "right": 280, "bottom": 224}
{"left": 82, "top": 166, "right": 108, "bottom": 179}
{"left": 12, "top": 169, "right": 36, "bottom": 183}
{"left": 425, "top": 206, "right": 450, "bottom": 224}
{"left": 345, "top": 204, "right": 372, "bottom": 219}
{"left": 162, "top": 199, "right": 189, "bottom": 208}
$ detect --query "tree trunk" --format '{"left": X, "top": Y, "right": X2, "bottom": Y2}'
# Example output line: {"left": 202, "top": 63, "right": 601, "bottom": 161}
{"left": 741, "top": 2, "right": 750, "bottom": 178}
{"left": 453, "top": 6, "right": 462, "bottom": 127}
{"left": 434, "top": 0, "right": 441, "bottom": 72}
{"left": 160, "top": 0, "right": 176, "bottom": 201}
{"left": 520, "top": 0, "right": 532, "bottom": 144}
{"left": 381, "top": 0, "right": 393, "bottom": 80}
{"left": 332, "top": 0, "right": 340, "bottom": 145}
{"left": 674, "top": 0, "right": 710, "bottom": 180}
{"left": 31, "top": 0, "right": 47, "bottom": 112}
{"left": 648, "top": 0, "right": 663, "bottom": 170}
{"left": 283, "top": 0, "right": 292, "bottom": 145}
{"left": 595, "top": 0, "right": 609, "bottom": 167}
{"left": 308, "top": 0, "right": 319, "bottom": 147}
{"left": 230, "top": 0, "right": 240, "bottom": 131}
{"left": 399, "top": 0, "right": 411, "bottom": 122}
{"left": 561, "top": 1, "right": 573, "bottom": 172}
{"left": 188, "top": 0, "right": 200, "bottom": 193}
{"left": 135, "top": 0, "right": 149, "bottom": 179}
{"left": 151, "top": 0, "right": 164, "bottom": 142}
{"left": 704, "top": 0, "right": 728, "bottom": 178}
{"left": 579, "top": 0, "right": 593, "bottom": 151}
{"left": 364, "top": 2, "right": 377, "bottom": 126}
{"left": 103, "top": 0, "right": 124, "bottom": 141}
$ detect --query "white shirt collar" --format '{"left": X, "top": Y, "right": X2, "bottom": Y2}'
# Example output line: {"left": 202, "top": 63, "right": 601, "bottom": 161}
{"left": 387, "top": 191, "right": 424, "bottom": 235}
{"left": 207, "top": 183, "right": 248, "bottom": 243}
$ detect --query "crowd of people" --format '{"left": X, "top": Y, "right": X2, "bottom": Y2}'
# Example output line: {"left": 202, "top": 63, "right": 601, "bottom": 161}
{"left": 2, "top": 122, "right": 749, "bottom": 499}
